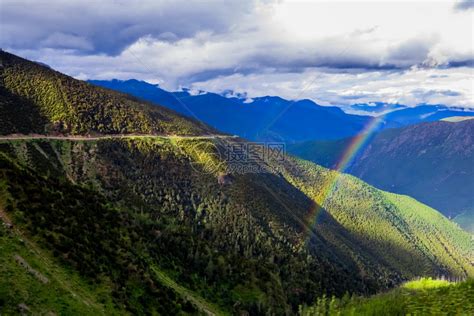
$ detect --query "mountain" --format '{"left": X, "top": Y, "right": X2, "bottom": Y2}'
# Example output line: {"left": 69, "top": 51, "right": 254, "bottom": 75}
{"left": 89, "top": 80, "right": 474, "bottom": 143}
{"left": 1, "top": 51, "right": 473, "bottom": 315}
{"left": 0, "top": 54, "right": 211, "bottom": 136}
{"left": 89, "top": 79, "right": 373, "bottom": 142}
{"left": 288, "top": 120, "right": 474, "bottom": 231}
{"left": 380, "top": 105, "right": 474, "bottom": 128}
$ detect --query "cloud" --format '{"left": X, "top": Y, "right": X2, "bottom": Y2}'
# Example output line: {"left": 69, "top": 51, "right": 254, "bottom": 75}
{"left": 189, "top": 67, "right": 473, "bottom": 108}
{"left": 454, "top": 0, "right": 474, "bottom": 11}
{"left": 40, "top": 32, "right": 94, "bottom": 51}
{"left": 384, "top": 38, "right": 436, "bottom": 68}
{"left": 2, "top": 0, "right": 473, "bottom": 107}
{"left": 0, "top": 0, "right": 262, "bottom": 55}
{"left": 412, "top": 88, "right": 462, "bottom": 98}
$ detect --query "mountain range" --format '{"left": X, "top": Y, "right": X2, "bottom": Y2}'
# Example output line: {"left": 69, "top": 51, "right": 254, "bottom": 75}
{"left": 89, "top": 79, "right": 474, "bottom": 143}
{"left": 89, "top": 80, "right": 374, "bottom": 142}
{"left": 1, "top": 51, "right": 473, "bottom": 315}
{"left": 288, "top": 120, "right": 474, "bottom": 232}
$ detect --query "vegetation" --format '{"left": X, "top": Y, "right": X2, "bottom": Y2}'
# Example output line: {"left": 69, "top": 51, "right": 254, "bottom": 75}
{"left": 0, "top": 153, "right": 197, "bottom": 314}
{"left": 0, "top": 138, "right": 472, "bottom": 314}
{"left": 0, "top": 51, "right": 472, "bottom": 314}
{"left": 288, "top": 120, "right": 474, "bottom": 232}
{"left": 0, "top": 50, "right": 212, "bottom": 136}
{"left": 288, "top": 138, "right": 350, "bottom": 169}
{"left": 0, "top": 218, "right": 123, "bottom": 315}
{"left": 300, "top": 278, "right": 474, "bottom": 315}
{"left": 277, "top": 157, "right": 473, "bottom": 279}
{"left": 0, "top": 139, "right": 356, "bottom": 314}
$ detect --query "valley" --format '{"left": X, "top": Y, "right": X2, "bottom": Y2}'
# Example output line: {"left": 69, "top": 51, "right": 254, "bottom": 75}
{"left": 1, "top": 50, "right": 473, "bottom": 315}
{"left": 288, "top": 120, "right": 474, "bottom": 232}
{"left": 2, "top": 1, "right": 474, "bottom": 314}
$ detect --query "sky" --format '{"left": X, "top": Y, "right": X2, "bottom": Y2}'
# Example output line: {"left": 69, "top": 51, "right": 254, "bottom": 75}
{"left": 1, "top": 0, "right": 473, "bottom": 107}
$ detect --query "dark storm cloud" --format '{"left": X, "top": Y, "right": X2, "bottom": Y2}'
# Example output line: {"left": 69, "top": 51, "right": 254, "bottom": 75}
{"left": 229, "top": 36, "right": 443, "bottom": 75}
{"left": 1, "top": 0, "right": 452, "bottom": 76}
{"left": 246, "top": 51, "right": 400, "bottom": 72}
{"left": 0, "top": 0, "right": 258, "bottom": 55}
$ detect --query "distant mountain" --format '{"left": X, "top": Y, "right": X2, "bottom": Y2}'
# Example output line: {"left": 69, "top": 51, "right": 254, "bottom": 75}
{"left": 288, "top": 120, "right": 474, "bottom": 231}
{"left": 380, "top": 105, "right": 474, "bottom": 128}
{"left": 89, "top": 80, "right": 474, "bottom": 143}
{"left": 345, "top": 103, "right": 474, "bottom": 122}
{"left": 2, "top": 51, "right": 473, "bottom": 314}
{"left": 89, "top": 79, "right": 374, "bottom": 142}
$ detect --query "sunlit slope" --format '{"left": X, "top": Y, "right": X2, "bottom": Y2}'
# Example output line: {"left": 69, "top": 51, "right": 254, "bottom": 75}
{"left": 288, "top": 120, "right": 474, "bottom": 224}
{"left": 300, "top": 278, "right": 474, "bottom": 316}
{"left": 277, "top": 158, "right": 473, "bottom": 279}
{"left": 0, "top": 50, "right": 211, "bottom": 136}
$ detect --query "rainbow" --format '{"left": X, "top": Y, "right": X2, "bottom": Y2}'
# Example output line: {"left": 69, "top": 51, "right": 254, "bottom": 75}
{"left": 303, "top": 115, "right": 386, "bottom": 240}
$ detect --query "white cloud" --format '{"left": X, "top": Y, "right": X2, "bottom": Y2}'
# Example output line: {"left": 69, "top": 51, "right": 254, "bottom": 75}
{"left": 190, "top": 67, "right": 473, "bottom": 107}
{"left": 3, "top": 0, "right": 473, "bottom": 107}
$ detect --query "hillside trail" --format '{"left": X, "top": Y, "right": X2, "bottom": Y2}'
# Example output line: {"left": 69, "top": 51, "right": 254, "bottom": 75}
{"left": 0, "top": 134, "right": 238, "bottom": 141}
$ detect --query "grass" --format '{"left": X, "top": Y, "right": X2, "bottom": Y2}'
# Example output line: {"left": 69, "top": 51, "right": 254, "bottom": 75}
{"left": 402, "top": 278, "right": 452, "bottom": 290}
{"left": 0, "top": 222, "right": 122, "bottom": 315}
{"left": 151, "top": 266, "right": 227, "bottom": 316}
{"left": 300, "top": 278, "right": 474, "bottom": 316}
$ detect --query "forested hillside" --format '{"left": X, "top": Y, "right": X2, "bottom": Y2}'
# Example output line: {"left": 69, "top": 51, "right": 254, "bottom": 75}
{"left": 288, "top": 120, "right": 474, "bottom": 232}
{"left": 0, "top": 51, "right": 211, "bottom": 136}
{"left": 0, "top": 137, "right": 472, "bottom": 314}
{"left": 0, "top": 51, "right": 472, "bottom": 315}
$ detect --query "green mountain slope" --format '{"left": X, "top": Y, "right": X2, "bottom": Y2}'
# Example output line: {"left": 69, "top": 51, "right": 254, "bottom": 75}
{"left": 1, "top": 137, "right": 472, "bottom": 314}
{"left": 0, "top": 51, "right": 472, "bottom": 314}
{"left": 288, "top": 120, "right": 474, "bottom": 231}
{"left": 300, "top": 278, "right": 474, "bottom": 315}
{"left": 0, "top": 50, "right": 211, "bottom": 136}
{"left": 279, "top": 158, "right": 472, "bottom": 278}
{"left": 0, "top": 218, "right": 123, "bottom": 315}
